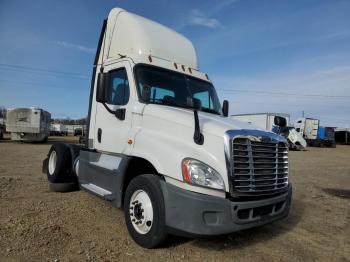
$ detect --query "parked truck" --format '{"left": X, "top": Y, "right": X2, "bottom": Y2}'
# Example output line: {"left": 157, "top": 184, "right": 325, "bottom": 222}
{"left": 315, "top": 127, "right": 336, "bottom": 147}
{"left": 0, "top": 117, "right": 5, "bottom": 139}
{"left": 294, "top": 117, "right": 320, "bottom": 146}
{"left": 232, "top": 113, "right": 307, "bottom": 150}
{"left": 0, "top": 123, "right": 4, "bottom": 140}
{"left": 6, "top": 107, "right": 50, "bottom": 142}
{"left": 42, "top": 8, "right": 292, "bottom": 248}
{"left": 50, "top": 123, "right": 68, "bottom": 136}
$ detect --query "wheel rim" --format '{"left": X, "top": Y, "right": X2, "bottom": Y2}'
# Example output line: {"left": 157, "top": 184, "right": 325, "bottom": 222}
{"left": 48, "top": 150, "right": 57, "bottom": 175}
{"left": 129, "top": 190, "right": 153, "bottom": 234}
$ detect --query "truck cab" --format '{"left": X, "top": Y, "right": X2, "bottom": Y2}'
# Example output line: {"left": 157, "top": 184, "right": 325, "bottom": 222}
{"left": 43, "top": 8, "right": 292, "bottom": 248}
{"left": 295, "top": 117, "right": 319, "bottom": 144}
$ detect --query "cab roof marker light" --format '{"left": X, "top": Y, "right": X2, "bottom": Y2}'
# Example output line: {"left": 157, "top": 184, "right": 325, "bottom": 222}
{"left": 174, "top": 62, "right": 178, "bottom": 69}
{"left": 181, "top": 65, "right": 185, "bottom": 71}
{"left": 148, "top": 55, "right": 152, "bottom": 62}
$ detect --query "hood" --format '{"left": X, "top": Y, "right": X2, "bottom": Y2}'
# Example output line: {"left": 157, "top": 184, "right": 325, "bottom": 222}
{"left": 143, "top": 104, "right": 266, "bottom": 137}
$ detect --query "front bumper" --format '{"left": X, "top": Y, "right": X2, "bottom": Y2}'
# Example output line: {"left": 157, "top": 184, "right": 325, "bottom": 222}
{"left": 160, "top": 181, "right": 292, "bottom": 236}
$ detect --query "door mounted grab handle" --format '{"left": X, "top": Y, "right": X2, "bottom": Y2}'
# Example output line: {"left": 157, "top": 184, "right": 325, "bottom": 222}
{"left": 97, "top": 128, "right": 102, "bottom": 143}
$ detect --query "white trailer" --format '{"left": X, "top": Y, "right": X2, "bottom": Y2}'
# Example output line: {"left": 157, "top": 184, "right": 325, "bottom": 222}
{"left": 50, "top": 123, "right": 68, "bottom": 136}
{"left": 231, "top": 113, "right": 290, "bottom": 131}
{"left": 42, "top": 8, "right": 292, "bottom": 248}
{"left": 6, "top": 107, "right": 51, "bottom": 142}
{"left": 232, "top": 113, "right": 306, "bottom": 150}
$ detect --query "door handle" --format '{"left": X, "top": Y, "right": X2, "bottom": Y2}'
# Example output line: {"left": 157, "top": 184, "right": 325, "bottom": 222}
{"left": 97, "top": 128, "right": 102, "bottom": 143}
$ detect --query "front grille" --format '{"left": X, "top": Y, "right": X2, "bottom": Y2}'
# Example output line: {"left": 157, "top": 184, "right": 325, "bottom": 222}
{"left": 231, "top": 138, "right": 289, "bottom": 194}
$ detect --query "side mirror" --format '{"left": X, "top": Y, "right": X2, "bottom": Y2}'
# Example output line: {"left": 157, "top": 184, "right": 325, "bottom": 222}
{"left": 274, "top": 116, "right": 287, "bottom": 127}
{"left": 222, "top": 100, "right": 229, "bottom": 117}
{"left": 192, "top": 98, "right": 202, "bottom": 110}
{"left": 96, "top": 72, "right": 110, "bottom": 103}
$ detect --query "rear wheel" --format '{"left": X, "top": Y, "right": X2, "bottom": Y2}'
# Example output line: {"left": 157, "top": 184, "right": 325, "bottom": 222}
{"left": 124, "top": 174, "right": 167, "bottom": 248}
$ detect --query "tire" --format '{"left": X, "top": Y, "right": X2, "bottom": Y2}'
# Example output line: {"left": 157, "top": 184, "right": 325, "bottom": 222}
{"left": 46, "top": 143, "right": 75, "bottom": 183}
{"left": 124, "top": 174, "right": 167, "bottom": 248}
{"left": 49, "top": 182, "right": 78, "bottom": 192}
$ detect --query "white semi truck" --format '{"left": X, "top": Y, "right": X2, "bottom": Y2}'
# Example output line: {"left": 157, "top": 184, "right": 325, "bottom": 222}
{"left": 232, "top": 113, "right": 307, "bottom": 150}
{"left": 294, "top": 117, "right": 319, "bottom": 146}
{"left": 43, "top": 8, "right": 292, "bottom": 248}
{"left": 6, "top": 107, "right": 51, "bottom": 142}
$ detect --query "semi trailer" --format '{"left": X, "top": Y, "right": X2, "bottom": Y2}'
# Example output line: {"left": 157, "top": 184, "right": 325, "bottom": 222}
{"left": 6, "top": 107, "right": 50, "bottom": 142}
{"left": 232, "top": 113, "right": 306, "bottom": 150}
{"left": 0, "top": 117, "right": 4, "bottom": 139}
{"left": 42, "top": 8, "right": 292, "bottom": 248}
{"left": 50, "top": 123, "right": 68, "bottom": 136}
{"left": 315, "top": 127, "right": 336, "bottom": 147}
{"left": 0, "top": 123, "right": 4, "bottom": 140}
{"left": 335, "top": 128, "right": 350, "bottom": 144}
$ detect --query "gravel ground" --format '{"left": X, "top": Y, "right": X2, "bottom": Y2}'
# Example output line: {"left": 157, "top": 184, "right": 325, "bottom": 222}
{"left": 0, "top": 136, "right": 349, "bottom": 261}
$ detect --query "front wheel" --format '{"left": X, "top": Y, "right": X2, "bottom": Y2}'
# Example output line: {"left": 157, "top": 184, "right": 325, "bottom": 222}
{"left": 124, "top": 174, "right": 167, "bottom": 248}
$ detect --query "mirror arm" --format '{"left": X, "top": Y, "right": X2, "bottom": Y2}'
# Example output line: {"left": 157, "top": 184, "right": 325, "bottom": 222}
{"left": 102, "top": 103, "right": 125, "bottom": 121}
{"left": 193, "top": 110, "right": 204, "bottom": 145}
{"left": 222, "top": 100, "right": 229, "bottom": 117}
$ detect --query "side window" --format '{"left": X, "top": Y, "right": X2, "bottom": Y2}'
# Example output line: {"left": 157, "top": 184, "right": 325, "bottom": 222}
{"left": 107, "top": 68, "right": 130, "bottom": 105}
{"left": 193, "top": 91, "right": 213, "bottom": 109}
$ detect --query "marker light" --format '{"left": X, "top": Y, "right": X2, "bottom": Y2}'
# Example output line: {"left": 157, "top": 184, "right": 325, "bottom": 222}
{"left": 182, "top": 159, "right": 225, "bottom": 191}
{"left": 148, "top": 55, "right": 152, "bottom": 62}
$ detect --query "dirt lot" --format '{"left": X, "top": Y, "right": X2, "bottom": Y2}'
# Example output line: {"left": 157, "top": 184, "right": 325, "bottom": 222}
{"left": 0, "top": 136, "right": 349, "bottom": 262}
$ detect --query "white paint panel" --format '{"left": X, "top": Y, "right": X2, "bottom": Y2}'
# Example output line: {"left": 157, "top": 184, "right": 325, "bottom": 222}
{"left": 89, "top": 154, "right": 122, "bottom": 170}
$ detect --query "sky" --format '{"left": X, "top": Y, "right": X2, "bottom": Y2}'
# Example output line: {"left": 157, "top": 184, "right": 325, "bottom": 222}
{"left": 0, "top": 0, "right": 349, "bottom": 127}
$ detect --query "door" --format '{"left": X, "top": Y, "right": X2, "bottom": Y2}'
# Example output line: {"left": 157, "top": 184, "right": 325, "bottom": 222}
{"left": 94, "top": 61, "right": 134, "bottom": 154}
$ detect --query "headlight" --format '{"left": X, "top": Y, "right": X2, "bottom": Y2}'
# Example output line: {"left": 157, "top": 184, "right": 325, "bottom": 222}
{"left": 182, "top": 158, "right": 225, "bottom": 191}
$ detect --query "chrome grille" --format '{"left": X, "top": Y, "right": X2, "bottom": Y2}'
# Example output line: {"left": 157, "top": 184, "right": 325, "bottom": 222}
{"left": 232, "top": 138, "right": 289, "bottom": 193}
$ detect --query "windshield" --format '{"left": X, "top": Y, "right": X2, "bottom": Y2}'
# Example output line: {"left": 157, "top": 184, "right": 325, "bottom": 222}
{"left": 135, "top": 65, "right": 222, "bottom": 115}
